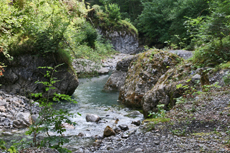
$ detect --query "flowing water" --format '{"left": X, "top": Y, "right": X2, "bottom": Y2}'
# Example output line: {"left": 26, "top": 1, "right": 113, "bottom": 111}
{"left": 55, "top": 74, "right": 143, "bottom": 151}
{"left": 1, "top": 74, "right": 143, "bottom": 151}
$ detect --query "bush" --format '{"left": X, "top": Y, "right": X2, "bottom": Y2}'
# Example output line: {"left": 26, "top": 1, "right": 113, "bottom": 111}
{"left": 0, "top": 0, "right": 115, "bottom": 67}
{"left": 106, "top": 3, "right": 121, "bottom": 21}
{"left": 192, "top": 36, "right": 230, "bottom": 66}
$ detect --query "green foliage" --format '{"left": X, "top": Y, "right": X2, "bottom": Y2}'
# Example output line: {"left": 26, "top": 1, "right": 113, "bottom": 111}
{"left": 0, "top": 139, "right": 17, "bottom": 153}
{"left": 0, "top": 0, "right": 115, "bottom": 67}
{"left": 148, "top": 104, "right": 166, "bottom": 118}
{"left": 187, "top": 0, "right": 230, "bottom": 66}
{"left": 25, "top": 64, "right": 78, "bottom": 152}
{"left": 136, "top": 0, "right": 209, "bottom": 46}
{"left": 223, "top": 72, "right": 230, "bottom": 85}
{"left": 92, "top": 3, "right": 138, "bottom": 36}
{"left": 105, "top": 3, "right": 121, "bottom": 21}
{"left": 171, "top": 129, "right": 186, "bottom": 136}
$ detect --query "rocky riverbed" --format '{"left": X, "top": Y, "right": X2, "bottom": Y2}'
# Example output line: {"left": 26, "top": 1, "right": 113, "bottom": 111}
{"left": 76, "top": 86, "right": 230, "bottom": 153}
{"left": 0, "top": 90, "right": 40, "bottom": 132}
{"left": 1, "top": 50, "right": 230, "bottom": 153}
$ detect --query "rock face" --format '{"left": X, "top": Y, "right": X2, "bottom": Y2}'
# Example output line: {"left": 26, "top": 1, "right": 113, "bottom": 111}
{"left": 104, "top": 55, "right": 137, "bottom": 91}
{"left": 99, "top": 29, "right": 139, "bottom": 54}
{"left": 0, "top": 54, "right": 78, "bottom": 97}
{"left": 0, "top": 90, "right": 40, "bottom": 129}
{"left": 119, "top": 49, "right": 182, "bottom": 108}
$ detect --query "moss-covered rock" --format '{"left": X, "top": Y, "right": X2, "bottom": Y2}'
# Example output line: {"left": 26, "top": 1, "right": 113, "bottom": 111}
{"left": 119, "top": 49, "right": 182, "bottom": 108}
{"left": 141, "top": 62, "right": 194, "bottom": 117}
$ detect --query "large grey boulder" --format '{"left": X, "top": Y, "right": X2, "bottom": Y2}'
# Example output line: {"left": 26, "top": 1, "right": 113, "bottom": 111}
{"left": 0, "top": 54, "right": 78, "bottom": 97}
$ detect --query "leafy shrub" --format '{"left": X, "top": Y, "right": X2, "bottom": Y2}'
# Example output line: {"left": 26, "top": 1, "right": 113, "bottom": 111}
{"left": 0, "top": 0, "right": 115, "bottom": 67}
{"left": 106, "top": 3, "right": 121, "bottom": 21}
{"left": 192, "top": 36, "right": 230, "bottom": 66}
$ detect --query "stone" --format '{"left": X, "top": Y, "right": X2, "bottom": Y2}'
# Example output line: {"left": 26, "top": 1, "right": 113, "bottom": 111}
{"left": 104, "top": 70, "right": 127, "bottom": 91}
{"left": 61, "top": 123, "right": 75, "bottom": 129}
{"left": 103, "top": 126, "right": 116, "bottom": 137}
{"left": 118, "top": 124, "right": 129, "bottom": 131}
{"left": 2, "top": 131, "right": 13, "bottom": 136}
{"left": 0, "top": 100, "right": 7, "bottom": 106}
{"left": 86, "top": 114, "right": 101, "bottom": 122}
{"left": 114, "top": 126, "right": 121, "bottom": 133}
{"left": 192, "top": 74, "right": 201, "bottom": 83}
{"left": 135, "top": 148, "right": 144, "bottom": 152}
{"left": 98, "top": 68, "right": 109, "bottom": 74}
{"left": 116, "top": 55, "right": 136, "bottom": 72}
{"left": 131, "top": 120, "right": 141, "bottom": 126}
{"left": 121, "top": 133, "right": 129, "bottom": 138}
{"left": 16, "top": 112, "right": 32, "bottom": 126}
{"left": 0, "top": 106, "right": 6, "bottom": 112}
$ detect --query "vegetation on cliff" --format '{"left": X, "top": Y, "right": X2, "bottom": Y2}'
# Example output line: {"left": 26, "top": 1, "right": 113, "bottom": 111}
{"left": 89, "top": 3, "right": 138, "bottom": 36}
{"left": 0, "top": 0, "right": 116, "bottom": 68}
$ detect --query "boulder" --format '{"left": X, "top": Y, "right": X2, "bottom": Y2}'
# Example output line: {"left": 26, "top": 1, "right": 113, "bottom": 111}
{"left": 0, "top": 54, "right": 78, "bottom": 97}
{"left": 104, "top": 55, "right": 137, "bottom": 91}
{"left": 86, "top": 114, "right": 101, "bottom": 122}
{"left": 103, "top": 126, "right": 116, "bottom": 137}
{"left": 142, "top": 62, "right": 197, "bottom": 117}
{"left": 192, "top": 74, "right": 201, "bottom": 83}
{"left": 119, "top": 49, "right": 182, "bottom": 108}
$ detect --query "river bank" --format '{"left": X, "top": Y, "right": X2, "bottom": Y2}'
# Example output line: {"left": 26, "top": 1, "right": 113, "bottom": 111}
{"left": 78, "top": 86, "right": 230, "bottom": 153}
{"left": 1, "top": 51, "right": 230, "bottom": 153}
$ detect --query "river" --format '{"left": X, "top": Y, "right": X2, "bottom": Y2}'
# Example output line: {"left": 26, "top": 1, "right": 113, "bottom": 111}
{"left": 1, "top": 74, "right": 143, "bottom": 152}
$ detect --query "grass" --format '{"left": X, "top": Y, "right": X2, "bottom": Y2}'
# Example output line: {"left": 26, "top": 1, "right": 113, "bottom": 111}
{"left": 144, "top": 117, "right": 170, "bottom": 124}
{"left": 220, "top": 61, "right": 230, "bottom": 69}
